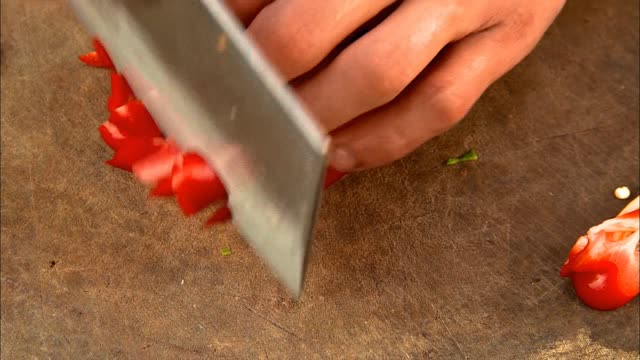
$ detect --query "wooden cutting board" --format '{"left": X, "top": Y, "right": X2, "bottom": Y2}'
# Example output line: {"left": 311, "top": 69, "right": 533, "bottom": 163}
{"left": 1, "top": 0, "right": 638, "bottom": 358}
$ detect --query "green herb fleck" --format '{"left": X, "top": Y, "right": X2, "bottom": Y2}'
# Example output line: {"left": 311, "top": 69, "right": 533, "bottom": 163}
{"left": 221, "top": 246, "right": 232, "bottom": 256}
{"left": 446, "top": 149, "right": 478, "bottom": 165}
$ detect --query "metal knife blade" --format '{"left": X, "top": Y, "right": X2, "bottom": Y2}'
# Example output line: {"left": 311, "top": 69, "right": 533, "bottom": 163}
{"left": 69, "top": 0, "right": 329, "bottom": 297}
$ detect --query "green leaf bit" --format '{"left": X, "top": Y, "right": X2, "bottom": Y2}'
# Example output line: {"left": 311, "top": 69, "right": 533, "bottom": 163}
{"left": 221, "top": 246, "right": 232, "bottom": 256}
{"left": 446, "top": 149, "right": 478, "bottom": 166}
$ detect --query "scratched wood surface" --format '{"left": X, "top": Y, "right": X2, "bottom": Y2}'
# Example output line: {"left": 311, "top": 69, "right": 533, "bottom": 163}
{"left": 1, "top": 1, "right": 638, "bottom": 359}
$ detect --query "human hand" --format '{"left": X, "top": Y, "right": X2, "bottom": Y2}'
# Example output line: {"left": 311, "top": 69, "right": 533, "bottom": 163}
{"left": 224, "top": 0, "right": 566, "bottom": 171}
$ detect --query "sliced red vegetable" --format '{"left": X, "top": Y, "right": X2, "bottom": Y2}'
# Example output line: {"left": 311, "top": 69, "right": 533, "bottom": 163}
{"left": 324, "top": 167, "right": 347, "bottom": 189}
{"left": 560, "top": 197, "right": 639, "bottom": 310}
{"left": 82, "top": 38, "right": 347, "bottom": 229}
{"left": 108, "top": 100, "right": 162, "bottom": 139}
{"left": 150, "top": 177, "right": 174, "bottom": 197}
{"left": 92, "top": 38, "right": 114, "bottom": 68}
{"left": 205, "top": 205, "right": 232, "bottom": 227}
{"left": 106, "top": 138, "right": 163, "bottom": 172}
{"left": 78, "top": 52, "right": 104, "bottom": 68}
{"left": 78, "top": 38, "right": 114, "bottom": 69}
{"left": 132, "top": 140, "right": 180, "bottom": 184}
{"left": 98, "top": 121, "right": 126, "bottom": 151}
{"left": 107, "top": 72, "right": 134, "bottom": 112}
{"left": 171, "top": 153, "right": 227, "bottom": 216}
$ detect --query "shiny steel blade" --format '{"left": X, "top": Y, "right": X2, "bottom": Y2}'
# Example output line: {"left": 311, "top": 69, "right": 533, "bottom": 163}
{"left": 69, "top": 0, "right": 329, "bottom": 297}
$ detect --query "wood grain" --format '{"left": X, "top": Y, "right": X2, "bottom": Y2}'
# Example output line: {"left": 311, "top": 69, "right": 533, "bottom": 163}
{"left": 1, "top": 0, "right": 638, "bottom": 358}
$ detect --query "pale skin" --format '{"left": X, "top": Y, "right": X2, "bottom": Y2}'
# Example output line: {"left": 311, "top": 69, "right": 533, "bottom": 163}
{"left": 224, "top": 0, "right": 567, "bottom": 171}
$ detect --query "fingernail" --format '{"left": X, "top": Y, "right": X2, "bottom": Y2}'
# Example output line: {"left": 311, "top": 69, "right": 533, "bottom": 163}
{"left": 330, "top": 146, "right": 357, "bottom": 171}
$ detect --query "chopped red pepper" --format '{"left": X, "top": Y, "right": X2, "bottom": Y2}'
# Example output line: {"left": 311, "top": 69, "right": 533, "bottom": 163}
{"left": 171, "top": 153, "right": 227, "bottom": 216}
{"left": 560, "top": 197, "right": 639, "bottom": 310}
{"left": 150, "top": 177, "right": 174, "bottom": 197}
{"left": 79, "top": 38, "right": 114, "bottom": 69}
{"left": 205, "top": 205, "right": 232, "bottom": 226}
{"left": 98, "top": 121, "right": 126, "bottom": 151}
{"left": 106, "top": 138, "right": 164, "bottom": 172}
{"left": 132, "top": 140, "right": 180, "bottom": 185}
{"left": 107, "top": 72, "right": 134, "bottom": 112}
{"left": 324, "top": 167, "right": 347, "bottom": 189}
{"left": 93, "top": 39, "right": 114, "bottom": 68}
{"left": 108, "top": 100, "right": 162, "bottom": 139}
{"left": 81, "top": 38, "right": 348, "bottom": 228}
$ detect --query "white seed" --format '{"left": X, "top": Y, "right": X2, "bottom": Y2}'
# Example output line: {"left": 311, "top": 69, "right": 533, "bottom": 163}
{"left": 614, "top": 186, "right": 631, "bottom": 200}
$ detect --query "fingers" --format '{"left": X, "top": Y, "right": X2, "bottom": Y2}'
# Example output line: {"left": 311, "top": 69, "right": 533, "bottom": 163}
{"left": 327, "top": 20, "right": 554, "bottom": 171}
{"left": 247, "top": 0, "right": 396, "bottom": 80}
{"left": 294, "top": 0, "right": 493, "bottom": 132}
{"left": 223, "top": 0, "right": 273, "bottom": 26}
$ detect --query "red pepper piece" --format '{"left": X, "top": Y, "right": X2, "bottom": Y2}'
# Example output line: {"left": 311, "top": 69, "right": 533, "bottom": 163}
{"left": 108, "top": 100, "right": 162, "bottom": 139}
{"left": 107, "top": 72, "right": 134, "bottom": 112}
{"left": 106, "top": 138, "right": 162, "bottom": 172}
{"left": 324, "top": 167, "right": 347, "bottom": 189}
{"left": 92, "top": 39, "right": 114, "bottom": 68}
{"left": 560, "top": 197, "right": 639, "bottom": 310}
{"left": 205, "top": 205, "right": 232, "bottom": 226}
{"left": 98, "top": 121, "right": 126, "bottom": 151}
{"left": 172, "top": 153, "right": 227, "bottom": 216}
{"left": 132, "top": 141, "right": 180, "bottom": 185}
{"left": 150, "top": 177, "right": 174, "bottom": 197}
{"left": 83, "top": 51, "right": 349, "bottom": 229}
{"left": 78, "top": 52, "right": 105, "bottom": 68}
{"left": 78, "top": 38, "right": 114, "bottom": 69}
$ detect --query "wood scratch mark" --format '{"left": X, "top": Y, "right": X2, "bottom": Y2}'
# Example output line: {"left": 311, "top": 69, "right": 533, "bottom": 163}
{"left": 547, "top": 124, "right": 618, "bottom": 140}
{"left": 138, "top": 334, "right": 204, "bottom": 355}
{"left": 241, "top": 303, "right": 305, "bottom": 341}
{"left": 505, "top": 222, "right": 511, "bottom": 258}
{"left": 27, "top": 159, "right": 47, "bottom": 322}
{"left": 431, "top": 305, "right": 467, "bottom": 359}
{"left": 1, "top": 277, "right": 20, "bottom": 286}
{"left": 46, "top": 266, "right": 93, "bottom": 274}
{"left": 477, "top": 122, "right": 622, "bottom": 160}
{"left": 211, "top": 289, "right": 263, "bottom": 301}
{"left": 535, "top": 226, "right": 567, "bottom": 260}
{"left": 538, "top": 275, "right": 559, "bottom": 290}
{"left": 535, "top": 281, "right": 564, "bottom": 303}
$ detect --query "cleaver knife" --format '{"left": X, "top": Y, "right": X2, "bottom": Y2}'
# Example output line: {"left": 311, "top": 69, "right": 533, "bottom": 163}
{"left": 69, "top": 0, "right": 330, "bottom": 297}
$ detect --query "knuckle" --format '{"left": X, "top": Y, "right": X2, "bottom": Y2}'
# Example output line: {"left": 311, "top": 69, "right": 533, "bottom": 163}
{"left": 500, "top": 9, "right": 539, "bottom": 42}
{"left": 495, "top": 1, "right": 566, "bottom": 46}
{"left": 444, "top": 1, "right": 468, "bottom": 28}
{"left": 433, "top": 91, "right": 472, "bottom": 127}
{"left": 422, "top": 72, "right": 473, "bottom": 127}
